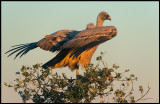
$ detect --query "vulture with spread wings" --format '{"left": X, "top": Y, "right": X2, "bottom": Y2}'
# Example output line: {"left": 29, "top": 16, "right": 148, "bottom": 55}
{"left": 5, "top": 11, "right": 117, "bottom": 76}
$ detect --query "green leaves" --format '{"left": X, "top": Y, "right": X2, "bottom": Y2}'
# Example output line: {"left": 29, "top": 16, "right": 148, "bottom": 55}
{"left": 22, "top": 72, "right": 30, "bottom": 77}
{"left": 125, "top": 69, "right": 130, "bottom": 72}
{"left": 113, "top": 64, "right": 119, "bottom": 69}
{"left": 115, "top": 73, "right": 121, "bottom": 79}
{"left": 4, "top": 82, "right": 13, "bottom": 87}
{"left": 139, "top": 86, "right": 143, "bottom": 93}
{"left": 4, "top": 52, "right": 151, "bottom": 103}
{"left": 110, "top": 86, "right": 113, "bottom": 91}
{"left": 130, "top": 74, "right": 135, "bottom": 78}
{"left": 130, "top": 96, "right": 135, "bottom": 103}
{"left": 16, "top": 71, "right": 20, "bottom": 75}
{"left": 96, "top": 56, "right": 102, "bottom": 61}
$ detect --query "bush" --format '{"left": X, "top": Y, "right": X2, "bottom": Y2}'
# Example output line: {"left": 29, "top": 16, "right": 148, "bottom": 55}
{"left": 4, "top": 52, "right": 151, "bottom": 103}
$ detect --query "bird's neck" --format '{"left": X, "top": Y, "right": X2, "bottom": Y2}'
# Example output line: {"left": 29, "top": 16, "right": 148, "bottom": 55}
{"left": 96, "top": 17, "right": 104, "bottom": 27}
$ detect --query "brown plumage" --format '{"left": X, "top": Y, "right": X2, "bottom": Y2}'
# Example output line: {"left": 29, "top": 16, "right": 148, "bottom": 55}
{"left": 53, "top": 45, "right": 98, "bottom": 71}
{"left": 5, "top": 11, "right": 117, "bottom": 76}
{"left": 42, "top": 26, "right": 117, "bottom": 72}
{"left": 42, "top": 11, "right": 112, "bottom": 71}
{"left": 86, "top": 23, "right": 95, "bottom": 29}
{"left": 37, "top": 30, "right": 75, "bottom": 51}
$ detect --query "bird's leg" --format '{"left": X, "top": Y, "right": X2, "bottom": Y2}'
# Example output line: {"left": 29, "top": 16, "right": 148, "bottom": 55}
{"left": 75, "top": 65, "right": 80, "bottom": 79}
{"left": 76, "top": 66, "right": 82, "bottom": 79}
{"left": 76, "top": 69, "right": 79, "bottom": 78}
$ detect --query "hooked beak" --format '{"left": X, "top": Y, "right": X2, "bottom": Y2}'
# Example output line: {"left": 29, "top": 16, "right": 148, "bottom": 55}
{"left": 108, "top": 16, "right": 112, "bottom": 21}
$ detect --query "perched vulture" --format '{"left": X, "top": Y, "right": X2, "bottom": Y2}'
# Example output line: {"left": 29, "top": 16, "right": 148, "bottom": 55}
{"left": 5, "top": 11, "right": 117, "bottom": 76}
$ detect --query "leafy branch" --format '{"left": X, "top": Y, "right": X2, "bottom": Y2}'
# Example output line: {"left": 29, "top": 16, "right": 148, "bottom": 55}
{"left": 4, "top": 52, "right": 152, "bottom": 103}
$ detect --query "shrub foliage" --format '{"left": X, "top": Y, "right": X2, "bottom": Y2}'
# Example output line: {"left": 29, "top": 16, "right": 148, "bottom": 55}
{"left": 4, "top": 52, "right": 151, "bottom": 103}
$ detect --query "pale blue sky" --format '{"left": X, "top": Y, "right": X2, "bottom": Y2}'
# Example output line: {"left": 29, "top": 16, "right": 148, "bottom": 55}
{"left": 2, "top": 1, "right": 159, "bottom": 103}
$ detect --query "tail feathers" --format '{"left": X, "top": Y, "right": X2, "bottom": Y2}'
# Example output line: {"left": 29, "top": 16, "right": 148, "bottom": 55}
{"left": 42, "top": 49, "right": 70, "bottom": 69}
{"left": 5, "top": 42, "right": 38, "bottom": 59}
{"left": 42, "top": 57, "right": 58, "bottom": 69}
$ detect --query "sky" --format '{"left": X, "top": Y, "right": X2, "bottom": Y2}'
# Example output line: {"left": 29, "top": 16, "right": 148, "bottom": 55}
{"left": 1, "top": 1, "right": 159, "bottom": 103}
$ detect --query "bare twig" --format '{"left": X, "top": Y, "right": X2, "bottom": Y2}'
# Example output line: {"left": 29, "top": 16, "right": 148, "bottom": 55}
{"left": 134, "top": 87, "right": 151, "bottom": 103}
{"left": 140, "top": 98, "right": 153, "bottom": 100}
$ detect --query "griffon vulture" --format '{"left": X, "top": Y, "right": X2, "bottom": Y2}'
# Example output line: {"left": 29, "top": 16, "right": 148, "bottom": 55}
{"left": 5, "top": 11, "right": 117, "bottom": 76}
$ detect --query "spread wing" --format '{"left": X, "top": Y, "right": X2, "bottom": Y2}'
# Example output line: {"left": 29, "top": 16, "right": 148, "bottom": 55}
{"left": 61, "top": 26, "right": 117, "bottom": 58}
{"left": 5, "top": 26, "right": 117, "bottom": 59}
{"left": 36, "top": 30, "right": 74, "bottom": 51}
{"left": 62, "top": 27, "right": 117, "bottom": 50}
{"left": 5, "top": 30, "right": 80, "bottom": 59}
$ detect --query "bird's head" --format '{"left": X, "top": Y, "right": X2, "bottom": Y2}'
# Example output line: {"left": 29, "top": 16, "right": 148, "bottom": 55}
{"left": 86, "top": 23, "right": 95, "bottom": 29}
{"left": 98, "top": 11, "right": 112, "bottom": 21}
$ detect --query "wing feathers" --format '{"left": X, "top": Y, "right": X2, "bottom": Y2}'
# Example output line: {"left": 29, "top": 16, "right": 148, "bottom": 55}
{"left": 14, "top": 47, "right": 28, "bottom": 59}
{"left": 36, "top": 30, "right": 76, "bottom": 52}
{"left": 5, "top": 42, "right": 37, "bottom": 59}
{"left": 5, "top": 45, "right": 26, "bottom": 54}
